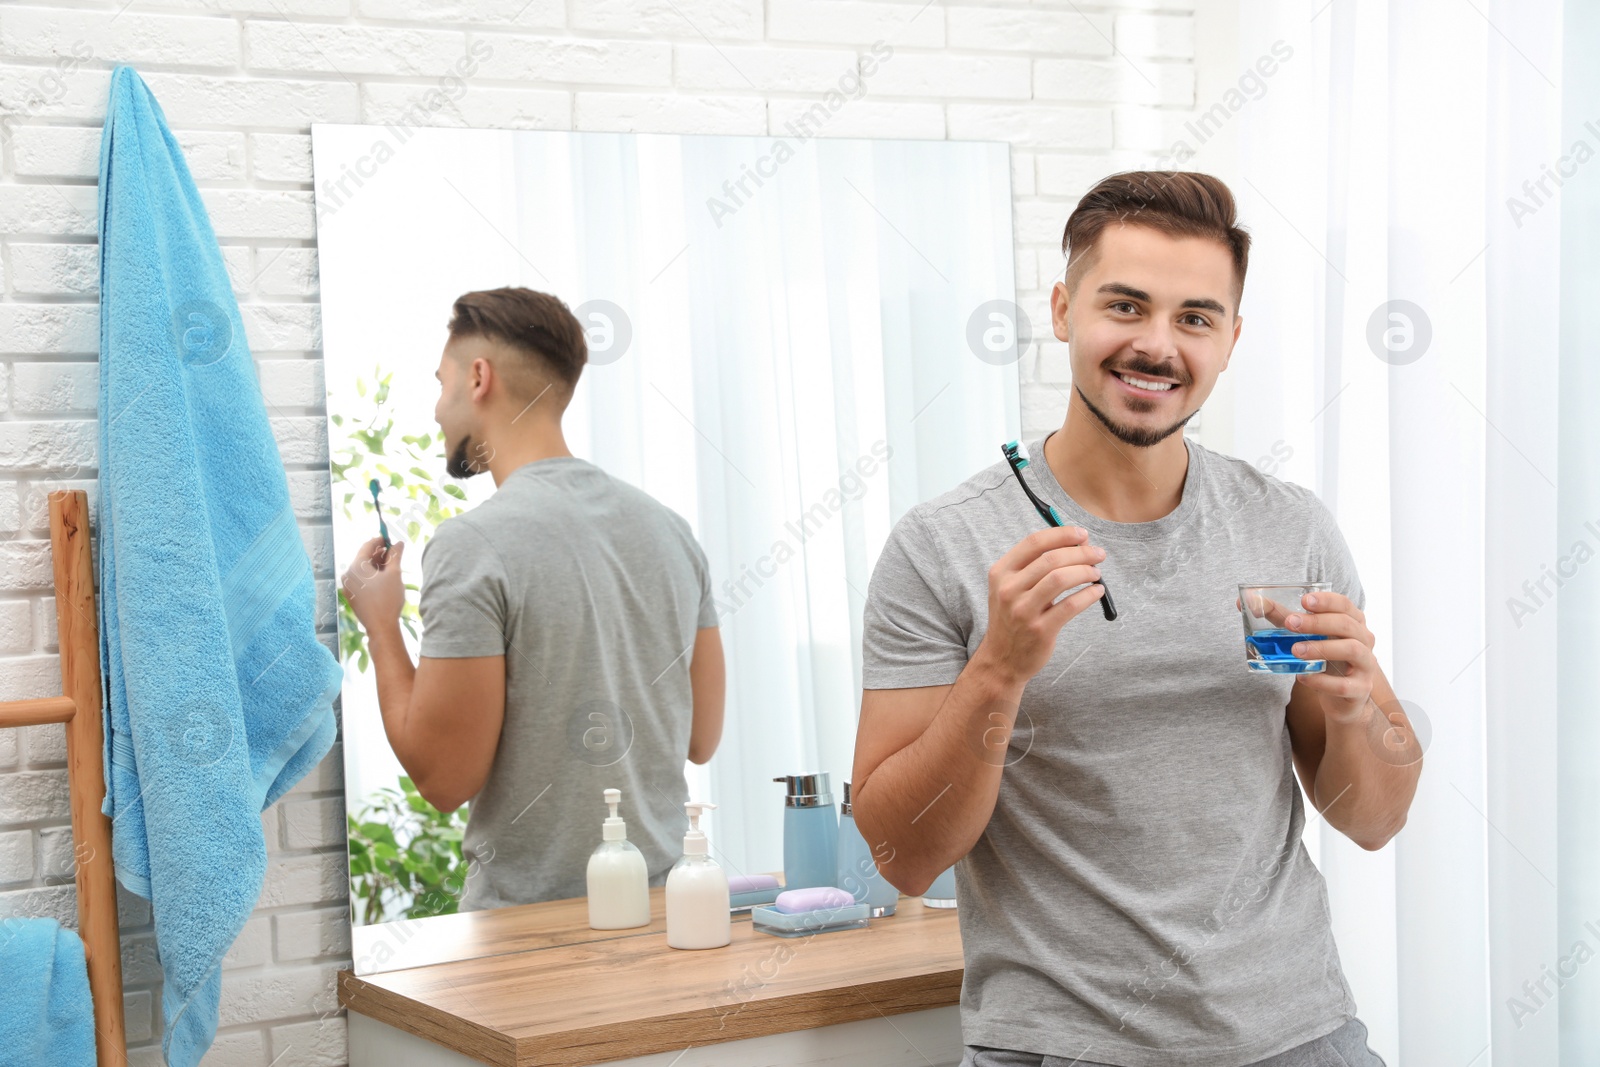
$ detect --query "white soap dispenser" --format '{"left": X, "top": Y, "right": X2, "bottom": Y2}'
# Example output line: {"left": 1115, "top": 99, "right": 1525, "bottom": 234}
{"left": 586, "top": 788, "right": 651, "bottom": 930}
{"left": 665, "top": 800, "right": 730, "bottom": 949}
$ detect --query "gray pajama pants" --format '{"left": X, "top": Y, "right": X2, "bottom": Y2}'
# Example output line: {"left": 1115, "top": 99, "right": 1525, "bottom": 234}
{"left": 958, "top": 1017, "right": 1387, "bottom": 1067}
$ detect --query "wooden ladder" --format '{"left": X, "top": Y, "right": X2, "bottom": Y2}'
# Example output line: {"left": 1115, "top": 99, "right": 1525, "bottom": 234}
{"left": 0, "top": 490, "right": 128, "bottom": 1066}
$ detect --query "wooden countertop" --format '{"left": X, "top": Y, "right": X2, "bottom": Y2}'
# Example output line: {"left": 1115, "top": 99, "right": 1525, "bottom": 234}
{"left": 338, "top": 891, "right": 964, "bottom": 1067}
{"left": 348, "top": 885, "right": 678, "bottom": 974}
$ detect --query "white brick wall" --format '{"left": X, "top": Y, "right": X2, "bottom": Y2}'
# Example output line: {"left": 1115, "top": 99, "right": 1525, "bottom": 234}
{"left": 0, "top": 2, "right": 1200, "bottom": 1063}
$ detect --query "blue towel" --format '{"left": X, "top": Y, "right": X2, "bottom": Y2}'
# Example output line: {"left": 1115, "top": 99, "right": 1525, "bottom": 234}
{"left": 0, "top": 918, "right": 96, "bottom": 1067}
{"left": 95, "top": 65, "right": 344, "bottom": 1067}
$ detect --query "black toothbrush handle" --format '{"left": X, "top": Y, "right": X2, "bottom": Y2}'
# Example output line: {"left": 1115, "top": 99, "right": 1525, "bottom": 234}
{"left": 1097, "top": 578, "right": 1117, "bottom": 620}
{"left": 1001, "top": 441, "right": 1119, "bottom": 622}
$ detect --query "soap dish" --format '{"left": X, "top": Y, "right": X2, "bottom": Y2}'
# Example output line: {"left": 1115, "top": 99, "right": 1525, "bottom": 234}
{"left": 730, "top": 885, "right": 782, "bottom": 913}
{"left": 751, "top": 901, "right": 870, "bottom": 938}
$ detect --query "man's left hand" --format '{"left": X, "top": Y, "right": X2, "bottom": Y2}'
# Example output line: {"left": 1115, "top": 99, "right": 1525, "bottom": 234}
{"left": 1285, "top": 590, "right": 1375, "bottom": 725}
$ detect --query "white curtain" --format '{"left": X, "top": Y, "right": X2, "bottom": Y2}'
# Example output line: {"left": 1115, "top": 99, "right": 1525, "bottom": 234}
{"left": 508, "top": 132, "right": 1021, "bottom": 879}
{"left": 1226, "top": 0, "right": 1593, "bottom": 1061}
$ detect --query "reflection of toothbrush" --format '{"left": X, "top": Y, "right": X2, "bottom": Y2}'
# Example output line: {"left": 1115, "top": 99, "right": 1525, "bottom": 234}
{"left": 1001, "top": 441, "right": 1117, "bottom": 621}
{"left": 368, "top": 478, "right": 391, "bottom": 551}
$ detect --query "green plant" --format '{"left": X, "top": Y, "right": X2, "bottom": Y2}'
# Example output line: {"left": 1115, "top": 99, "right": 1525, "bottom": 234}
{"left": 330, "top": 365, "right": 467, "bottom": 671}
{"left": 347, "top": 775, "right": 471, "bottom": 926}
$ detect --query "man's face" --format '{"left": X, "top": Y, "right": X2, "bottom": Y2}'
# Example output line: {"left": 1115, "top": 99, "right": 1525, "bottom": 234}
{"left": 433, "top": 336, "right": 490, "bottom": 479}
{"left": 1051, "top": 223, "right": 1242, "bottom": 448}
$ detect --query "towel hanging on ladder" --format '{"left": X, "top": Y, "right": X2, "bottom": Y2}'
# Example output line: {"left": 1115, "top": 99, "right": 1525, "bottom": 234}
{"left": 96, "top": 64, "right": 344, "bottom": 1067}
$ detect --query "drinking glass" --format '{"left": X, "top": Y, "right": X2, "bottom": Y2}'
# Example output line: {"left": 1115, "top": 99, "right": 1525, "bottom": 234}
{"left": 1238, "top": 582, "right": 1330, "bottom": 674}
{"left": 922, "top": 864, "right": 957, "bottom": 909}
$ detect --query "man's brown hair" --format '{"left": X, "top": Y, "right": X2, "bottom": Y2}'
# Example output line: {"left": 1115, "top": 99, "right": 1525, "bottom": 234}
{"left": 446, "top": 287, "right": 588, "bottom": 400}
{"left": 1060, "top": 171, "right": 1252, "bottom": 311}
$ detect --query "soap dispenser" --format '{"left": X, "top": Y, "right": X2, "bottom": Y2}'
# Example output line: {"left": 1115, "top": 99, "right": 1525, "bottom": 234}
{"left": 665, "top": 801, "right": 730, "bottom": 949}
{"left": 835, "top": 781, "right": 899, "bottom": 917}
{"left": 772, "top": 773, "right": 839, "bottom": 890}
{"left": 587, "top": 788, "right": 651, "bottom": 930}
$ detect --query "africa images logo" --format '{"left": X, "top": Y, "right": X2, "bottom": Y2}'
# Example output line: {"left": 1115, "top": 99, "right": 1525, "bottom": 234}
{"left": 170, "top": 299, "right": 233, "bottom": 368}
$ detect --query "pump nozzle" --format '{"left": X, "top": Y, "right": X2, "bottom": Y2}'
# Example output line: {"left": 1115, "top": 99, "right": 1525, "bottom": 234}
{"left": 601, "top": 787, "right": 628, "bottom": 841}
{"left": 682, "top": 800, "right": 717, "bottom": 856}
{"left": 684, "top": 800, "right": 716, "bottom": 831}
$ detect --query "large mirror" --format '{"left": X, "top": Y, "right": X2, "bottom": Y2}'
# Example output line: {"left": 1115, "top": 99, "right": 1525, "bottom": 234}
{"left": 311, "top": 124, "right": 1020, "bottom": 973}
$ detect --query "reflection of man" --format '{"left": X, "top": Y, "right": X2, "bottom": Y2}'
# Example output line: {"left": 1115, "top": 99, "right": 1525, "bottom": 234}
{"left": 852, "top": 173, "right": 1420, "bottom": 1066}
{"left": 341, "top": 286, "right": 724, "bottom": 910}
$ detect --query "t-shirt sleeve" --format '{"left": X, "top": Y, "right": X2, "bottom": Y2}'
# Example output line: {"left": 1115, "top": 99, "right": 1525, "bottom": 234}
{"left": 668, "top": 510, "right": 718, "bottom": 629}
{"left": 418, "top": 517, "right": 510, "bottom": 658}
{"left": 692, "top": 534, "right": 718, "bottom": 629}
{"left": 1308, "top": 494, "right": 1367, "bottom": 613}
{"left": 861, "top": 506, "right": 971, "bottom": 689}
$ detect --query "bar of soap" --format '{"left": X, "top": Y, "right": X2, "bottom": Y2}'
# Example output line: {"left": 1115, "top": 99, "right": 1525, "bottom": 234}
{"left": 728, "top": 873, "right": 781, "bottom": 894}
{"left": 773, "top": 886, "right": 854, "bottom": 913}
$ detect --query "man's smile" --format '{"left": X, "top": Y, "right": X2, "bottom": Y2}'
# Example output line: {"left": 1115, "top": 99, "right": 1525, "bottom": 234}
{"left": 1110, "top": 368, "right": 1182, "bottom": 397}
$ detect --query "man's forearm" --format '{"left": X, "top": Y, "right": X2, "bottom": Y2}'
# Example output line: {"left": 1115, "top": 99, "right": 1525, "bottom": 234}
{"left": 366, "top": 619, "right": 419, "bottom": 770}
{"left": 1314, "top": 699, "right": 1423, "bottom": 850}
{"left": 855, "top": 650, "right": 1029, "bottom": 894}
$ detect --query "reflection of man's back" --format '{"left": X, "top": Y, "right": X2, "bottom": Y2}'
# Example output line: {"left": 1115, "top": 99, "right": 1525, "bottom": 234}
{"left": 417, "top": 455, "right": 717, "bottom": 911}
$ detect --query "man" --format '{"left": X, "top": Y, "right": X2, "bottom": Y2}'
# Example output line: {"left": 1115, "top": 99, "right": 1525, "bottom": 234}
{"left": 852, "top": 173, "right": 1421, "bottom": 1066}
{"left": 342, "top": 286, "right": 725, "bottom": 910}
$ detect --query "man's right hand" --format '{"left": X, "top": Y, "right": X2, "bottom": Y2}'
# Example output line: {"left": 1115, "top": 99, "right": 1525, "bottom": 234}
{"left": 341, "top": 536, "right": 406, "bottom": 633}
{"left": 975, "top": 525, "right": 1106, "bottom": 686}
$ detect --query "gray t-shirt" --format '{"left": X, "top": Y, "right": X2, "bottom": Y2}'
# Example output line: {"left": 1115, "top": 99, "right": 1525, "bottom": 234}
{"left": 862, "top": 431, "right": 1367, "bottom": 1067}
{"left": 419, "top": 456, "right": 717, "bottom": 911}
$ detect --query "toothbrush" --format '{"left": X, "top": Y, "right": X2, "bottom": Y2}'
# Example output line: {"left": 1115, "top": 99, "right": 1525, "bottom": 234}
{"left": 368, "top": 478, "right": 391, "bottom": 554}
{"left": 1001, "top": 441, "right": 1117, "bottom": 621}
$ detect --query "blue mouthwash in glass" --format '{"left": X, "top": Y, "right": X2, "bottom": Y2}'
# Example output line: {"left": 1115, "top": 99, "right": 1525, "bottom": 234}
{"left": 1245, "top": 629, "right": 1328, "bottom": 673}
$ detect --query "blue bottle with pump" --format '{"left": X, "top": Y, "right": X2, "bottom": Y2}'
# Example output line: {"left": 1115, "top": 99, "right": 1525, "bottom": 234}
{"left": 772, "top": 772, "right": 838, "bottom": 890}
{"left": 836, "top": 781, "right": 899, "bottom": 916}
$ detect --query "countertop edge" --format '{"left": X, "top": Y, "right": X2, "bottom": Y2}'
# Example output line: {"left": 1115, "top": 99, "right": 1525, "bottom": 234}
{"left": 339, "top": 969, "right": 520, "bottom": 1067}
{"left": 506, "top": 967, "right": 966, "bottom": 1066}
{"left": 338, "top": 964, "right": 966, "bottom": 1067}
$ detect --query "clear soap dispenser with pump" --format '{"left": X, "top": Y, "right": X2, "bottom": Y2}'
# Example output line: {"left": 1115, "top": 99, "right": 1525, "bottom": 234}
{"left": 586, "top": 788, "right": 651, "bottom": 930}
{"left": 665, "top": 800, "right": 730, "bottom": 949}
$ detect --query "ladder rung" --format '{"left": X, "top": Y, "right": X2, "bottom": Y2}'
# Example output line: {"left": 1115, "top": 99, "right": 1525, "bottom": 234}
{"left": 0, "top": 695, "right": 77, "bottom": 729}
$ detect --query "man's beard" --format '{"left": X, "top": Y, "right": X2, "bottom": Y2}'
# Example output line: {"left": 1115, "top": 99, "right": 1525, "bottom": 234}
{"left": 1074, "top": 383, "right": 1194, "bottom": 449}
{"left": 446, "top": 434, "right": 485, "bottom": 479}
